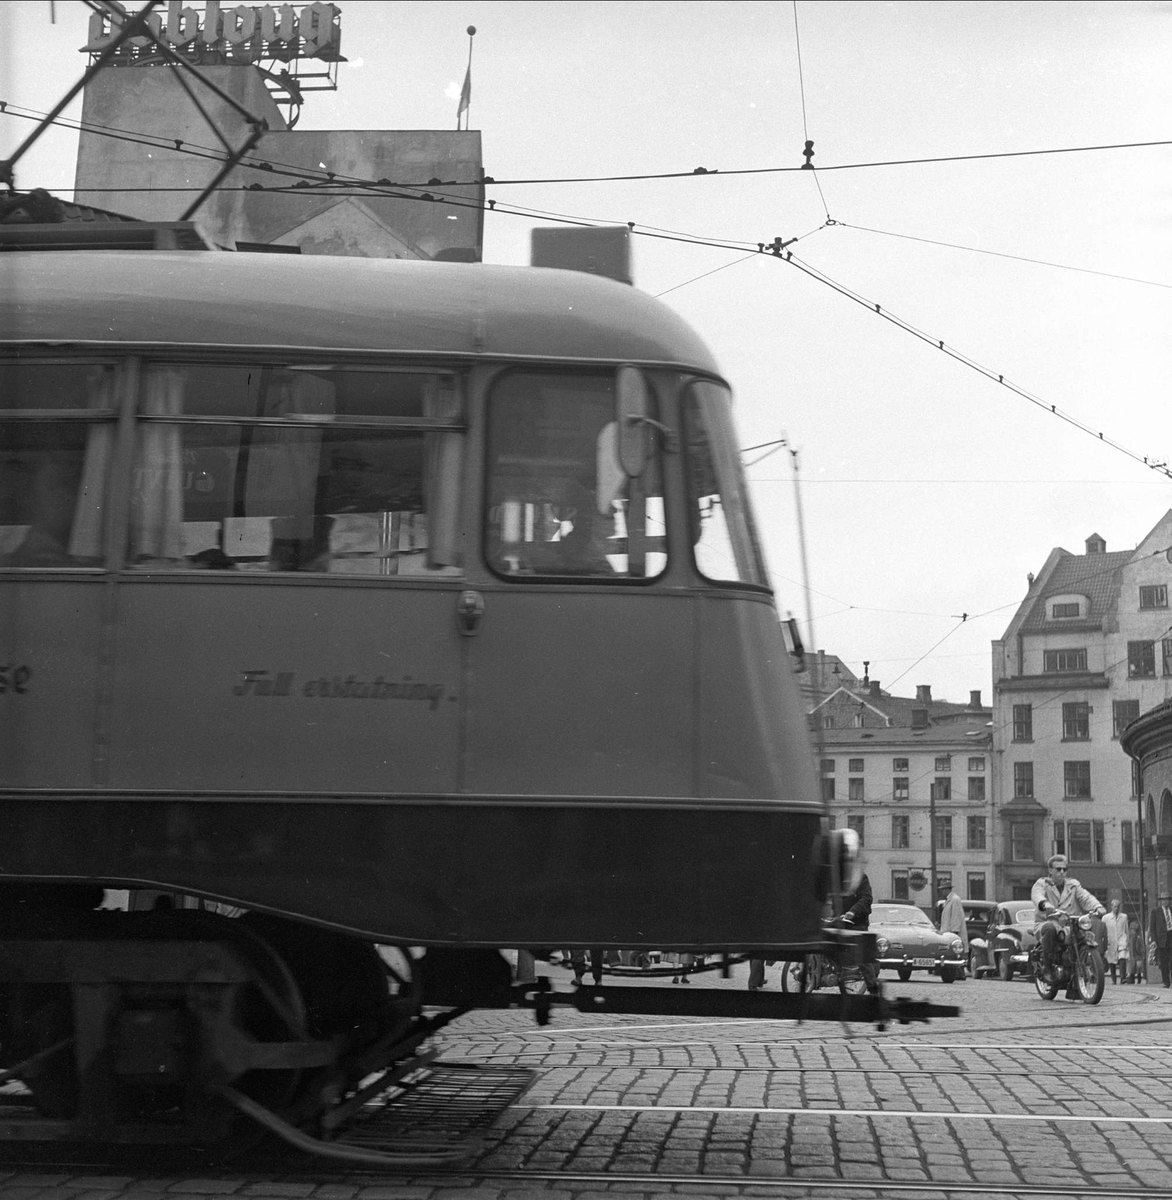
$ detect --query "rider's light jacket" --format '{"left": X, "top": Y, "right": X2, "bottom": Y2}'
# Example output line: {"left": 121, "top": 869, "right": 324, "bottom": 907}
{"left": 1030, "top": 876, "right": 1104, "bottom": 916}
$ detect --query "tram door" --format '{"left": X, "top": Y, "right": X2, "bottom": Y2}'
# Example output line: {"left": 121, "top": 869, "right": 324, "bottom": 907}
{"left": 465, "top": 368, "right": 695, "bottom": 802}
{"left": 103, "top": 362, "right": 465, "bottom": 797}
{"left": 0, "top": 359, "right": 113, "bottom": 790}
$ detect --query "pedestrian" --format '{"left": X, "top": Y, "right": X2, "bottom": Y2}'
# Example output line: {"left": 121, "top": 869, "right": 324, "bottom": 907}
{"left": 1102, "top": 900, "right": 1130, "bottom": 984}
{"left": 1149, "top": 894, "right": 1172, "bottom": 988}
{"left": 1129, "top": 923, "right": 1148, "bottom": 983}
{"left": 938, "top": 888, "right": 969, "bottom": 973}
{"left": 837, "top": 870, "right": 879, "bottom": 994}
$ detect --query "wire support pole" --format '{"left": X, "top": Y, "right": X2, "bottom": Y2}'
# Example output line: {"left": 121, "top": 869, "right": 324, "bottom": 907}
{"left": 0, "top": 0, "right": 163, "bottom": 190}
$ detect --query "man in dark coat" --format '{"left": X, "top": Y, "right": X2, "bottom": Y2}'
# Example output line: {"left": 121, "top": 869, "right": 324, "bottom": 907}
{"left": 1150, "top": 893, "right": 1172, "bottom": 988}
{"left": 837, "top": 872, "right": 877, "bottom": 993}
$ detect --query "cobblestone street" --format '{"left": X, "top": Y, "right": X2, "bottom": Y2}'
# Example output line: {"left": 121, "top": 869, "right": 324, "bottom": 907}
{"left": 3, "top": 966, "right": 1172, "bottom": 1198}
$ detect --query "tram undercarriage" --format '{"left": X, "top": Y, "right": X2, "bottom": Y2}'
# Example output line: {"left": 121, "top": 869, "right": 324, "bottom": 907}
{"left": 0, "top": 891, "right": 957, "bottom": 1166}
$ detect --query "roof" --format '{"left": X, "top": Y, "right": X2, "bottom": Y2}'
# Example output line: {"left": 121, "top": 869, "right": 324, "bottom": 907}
{"left": 1019, "top": 548, "right": 1131, "bottom": 634}
{"left": 0, "top": 252, "right": 723, "bottom": 371}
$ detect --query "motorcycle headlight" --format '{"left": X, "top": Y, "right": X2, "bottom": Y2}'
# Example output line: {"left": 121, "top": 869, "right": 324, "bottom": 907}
{"left": 1078, "top": 914, "right": 1093, "bottom": 930}
{"left": 876, "top": 936, "right": 889, "bottom": 954}
{"left": 949, "top": 937, "right": 963, "bottom": 955}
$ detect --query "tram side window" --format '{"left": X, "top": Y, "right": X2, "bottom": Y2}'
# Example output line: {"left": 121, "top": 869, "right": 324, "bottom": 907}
{"left": 127, "top": 364, "right": 463, "bottom": 574}
{"left": 0, "top": 361, "right": 116, "bottom": 568}
{"left": 484, "top": 370, "right": 666, "bottom": 580}
{"left": 682, "top": 380, "right": 767, "bottom": 587}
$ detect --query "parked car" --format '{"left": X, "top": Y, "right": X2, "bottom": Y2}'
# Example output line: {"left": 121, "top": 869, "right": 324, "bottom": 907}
{"left": 935, "top": 899, "right": 998, "bottom": 977}
{"left": 871, "top": 902, "right": 967, "bottom": 982}
{"left": 968, "top": 899, "right": 1039, "bottom": 981}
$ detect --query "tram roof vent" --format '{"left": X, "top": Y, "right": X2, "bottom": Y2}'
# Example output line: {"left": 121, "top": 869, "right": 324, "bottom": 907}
{"left": 531, "top": 225, "right": 633, "bottom": 285}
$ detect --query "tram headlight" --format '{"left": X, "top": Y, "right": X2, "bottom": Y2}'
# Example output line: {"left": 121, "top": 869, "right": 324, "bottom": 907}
{"left": 875, "top": 936, "right": 889, "bottom": 954}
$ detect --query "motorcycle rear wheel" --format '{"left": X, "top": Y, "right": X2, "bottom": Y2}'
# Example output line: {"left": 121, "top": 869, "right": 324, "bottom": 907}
{"left": 1075, "top": 944, "right": 1105, "bottom": 1005}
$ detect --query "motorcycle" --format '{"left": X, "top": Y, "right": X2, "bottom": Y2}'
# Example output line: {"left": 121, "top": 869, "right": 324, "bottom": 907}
{"left": 1028, "top": 910, "right": 1105, "bottom": 1004}
{"left": 780, "top": 919, "right": 873, "bottom": 996}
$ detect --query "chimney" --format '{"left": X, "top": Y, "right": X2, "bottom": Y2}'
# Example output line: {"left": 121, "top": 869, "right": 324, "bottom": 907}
{"left": 912, "top": 707, "right": 929, "bottom": 729}
{"left": 969, "top": 689, "right": 982, "bottom": 709}
{"left": 916, "top": 684, "right": 932, "bottom": 704}
{"left": 870, "top": 680, "right": 882, "bottom": 698}
{"left": 1086, "top": 533, "right": 1106, "bottom": 554}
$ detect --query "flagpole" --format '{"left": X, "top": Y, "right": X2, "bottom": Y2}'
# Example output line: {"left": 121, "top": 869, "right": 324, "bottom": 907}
{"left": 458, "top": 25, "right": 476, "bottom": 130}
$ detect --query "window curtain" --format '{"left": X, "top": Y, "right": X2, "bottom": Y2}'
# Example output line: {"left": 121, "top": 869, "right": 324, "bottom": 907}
{"left": 131, "top": 367, "right": 186, "bottom": 561}
{"left": 67, "top": 367, "right": 116, "bottom": 561}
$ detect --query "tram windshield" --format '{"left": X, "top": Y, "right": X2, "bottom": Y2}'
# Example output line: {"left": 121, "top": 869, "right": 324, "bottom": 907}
{"left": 682, "top": 380, "right": 767, "bottom": 587}
{"left": 485, "top": 369, "right": 666, "bottom": 580}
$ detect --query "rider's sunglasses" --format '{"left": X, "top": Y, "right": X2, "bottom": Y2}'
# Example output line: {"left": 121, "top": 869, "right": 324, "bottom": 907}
{"left": 1053, "top": 867, "right": 1067, "bottom": 872}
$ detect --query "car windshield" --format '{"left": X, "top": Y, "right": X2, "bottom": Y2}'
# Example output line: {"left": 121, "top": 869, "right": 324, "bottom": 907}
{"left": 872, "top": 905, "right": 932, "bottom": 927}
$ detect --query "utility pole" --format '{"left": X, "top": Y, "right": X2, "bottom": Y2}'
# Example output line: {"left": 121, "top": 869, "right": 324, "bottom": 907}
{"left": 929, "top": 781, "right": 938, "bottom": 908}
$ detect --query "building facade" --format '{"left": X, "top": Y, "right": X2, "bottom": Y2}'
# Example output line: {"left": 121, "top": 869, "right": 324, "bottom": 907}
{"left": 1120, "top": 697, "right": 1172, "bottom": 928}
{"left": 992, "top": 510, "right": 1172, "bottom": 908}
{"left": 809, "top": 675, "right": 994, "bottom": 908}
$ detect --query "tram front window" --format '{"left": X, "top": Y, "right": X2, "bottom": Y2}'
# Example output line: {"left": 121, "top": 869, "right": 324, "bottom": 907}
{"left": 683, "top": 380, "right": 768, "bottom": 587}
{"left": 485, "top": 370, "right": 666, "bottom": 580}
{"left": 127, "top": 363, "right": 463, "bottom": 574}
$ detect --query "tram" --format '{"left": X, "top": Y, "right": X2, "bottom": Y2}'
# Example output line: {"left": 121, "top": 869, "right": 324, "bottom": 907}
{"left": 0, "top": 234, "right": 947, "bottom": 1158}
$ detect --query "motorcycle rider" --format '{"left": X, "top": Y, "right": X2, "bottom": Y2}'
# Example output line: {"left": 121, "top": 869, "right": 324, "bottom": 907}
{"left": 1031, "top": 853, "right": 1105, "bottom": 983}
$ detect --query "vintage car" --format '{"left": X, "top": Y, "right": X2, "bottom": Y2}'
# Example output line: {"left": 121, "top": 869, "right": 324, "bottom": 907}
{"left": 968, "top": 899, "right": 1039, "bottom": 980}
{"left": 935, "top": 899, "right": 999, "bottom": 977}
{"left": 871, "top": 902, "right": 967, "bottom": 982}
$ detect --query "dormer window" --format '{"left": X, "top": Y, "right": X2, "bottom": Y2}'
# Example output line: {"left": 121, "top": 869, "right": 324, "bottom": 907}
{"left": 1051, "top": 602, "right": 1080, "bottom": 619}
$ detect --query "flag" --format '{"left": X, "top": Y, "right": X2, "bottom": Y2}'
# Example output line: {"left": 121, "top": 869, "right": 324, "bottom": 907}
{"left": 457, "top": 64, "right": 471, "bottom": 127}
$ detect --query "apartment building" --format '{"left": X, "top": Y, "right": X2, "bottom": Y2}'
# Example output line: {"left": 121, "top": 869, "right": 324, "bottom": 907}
{"left": 810, "top": 678, "right": 994, "bottom": 906}
{"left": 991, "top": 510, "right": 1172, "bottom": 905}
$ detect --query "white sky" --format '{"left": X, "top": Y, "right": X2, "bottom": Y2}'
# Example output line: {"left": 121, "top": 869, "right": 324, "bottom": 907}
{"left": 3, "top": 1, "right": 1170, "bottom": 703}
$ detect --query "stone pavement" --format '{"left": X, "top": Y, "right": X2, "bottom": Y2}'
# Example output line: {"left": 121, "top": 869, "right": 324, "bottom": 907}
{"left": 3, "top": 966, "right": 1172, "bottom": 1198}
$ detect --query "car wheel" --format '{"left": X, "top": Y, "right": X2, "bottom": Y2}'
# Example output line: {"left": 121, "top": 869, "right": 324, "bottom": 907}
{"left": 896, "top": 966, "right": 912, "bottom": 982}
{"left": 997, "top": 952, "right": 1014, "bottom": 982}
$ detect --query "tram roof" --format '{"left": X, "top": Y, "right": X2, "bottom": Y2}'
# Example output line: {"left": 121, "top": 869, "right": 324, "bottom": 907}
{"left": 0, "top": 251, "right": 723, "bottom": 374}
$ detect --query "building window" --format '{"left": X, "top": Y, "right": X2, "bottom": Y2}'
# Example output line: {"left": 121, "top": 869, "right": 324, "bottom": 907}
{"left": 848, "top": 758, "right": 864, "bottom": 772}
{"left": 968, "top": 776, "right": 986, "bottom": 801}
{"left": 1140, "top": 584, "right": 1168, "bottom": 610}
{"left": 1128, "top": 641, "right": 1156, "bottom": 679}
{"left": 1044, "top": 648, "right": 1087, "bottom": 673}
{"left": 821, "top": 777, "right": 836, "bottom": 803}
{"left": 1012, "top": 704, "right": 1033, "bottom": 742}
{"left": 820, "top": 759, "right": 835, "bottom": 773}
{"left": 848, "top": 778, "right": 864, "bottom": 802}
{"left": 1063, "top": 760, "right": 1091, "bottom": 799}
{"left": 1068, "top": 819, "right": 1092, "bottom": 863}
{"left": 1094, "top": 819, "right": 1105, "bottom": 862}
{"left": 1122, "top": 820, "right": 1135, "bottom": 864}
{"left": 935, "top": 755, "right": 952, "bottom": 772}
{"left": 1062, "top": 701, "right": 1090, "bottom": 741}
{"left": 893, "top": 776, "right": 909, "bottom": 801}
{"left": 967, "top": 815, "right": 987, "bottom": 849}
{"left": 933, "top": 815, "right": 953, "bottom": 850}
{"left": 1163, "top": 637, "right": 1172, "bottom": 677}
{"left": 1114, "top": 700, "right": 1140, "bottom": 738}
{"left": 1011, "top": 820, "right": 1036, "bottom": 862}
{"left": 892, "top": 814, "right": 910, "bottom": 849}
{"left": 823, "top": 716, "right": 835, "bottom": 729}
{"left": 967, "top": 873, "right": 987, "bottom": 901}
{"left": 891, "top": 870, "right": 910, "bottom": 901}
{"left": 933, "top": 778, "right": 951, "bottom": 801}
{"left": 968, "top": 757, "right": 985, "bottom": 772}
{"left": 1013, "top": 761, "right": 1034, "bottom": 799}
{"left": 847, "top": 814, "right": 865, "bottom": 846}
{"left": 852, "top": 712, "right": 866, "bottom": 728}
{"left": 1053, "top": 819, "right": 1066, "bottom": 857}
{"left": 1051, "top": 601, "right": 1080, "bottom": 619}
{"left": 893, "top": 757, "right": 909, "bottom": 772}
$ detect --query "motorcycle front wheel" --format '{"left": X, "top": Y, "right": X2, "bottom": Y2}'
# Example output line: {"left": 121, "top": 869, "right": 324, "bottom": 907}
{"left": 1033, "top": 965, "right": 1059, "bottom": 1001}
{"left": 1075, "top": 944, "right": 1105, "bottom": 1005}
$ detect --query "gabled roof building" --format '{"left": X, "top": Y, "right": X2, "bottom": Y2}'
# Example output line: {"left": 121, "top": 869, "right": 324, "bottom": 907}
{"left": 808, "top": 670, "right": 994, "bottom": 908}
{"left": 992, "top": 510, "right": 1172, "bottom": 908}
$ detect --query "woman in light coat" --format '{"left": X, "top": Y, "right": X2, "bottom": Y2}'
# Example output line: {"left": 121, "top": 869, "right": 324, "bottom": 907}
{"left": 1102, "top": 900, "right": 1130, "bottom": 984}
